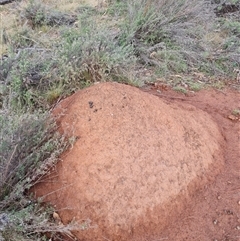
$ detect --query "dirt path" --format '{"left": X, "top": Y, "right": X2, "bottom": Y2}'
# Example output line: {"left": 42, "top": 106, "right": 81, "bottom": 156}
{"left": 141, "top": 85, "right": 240, "bottom": 241}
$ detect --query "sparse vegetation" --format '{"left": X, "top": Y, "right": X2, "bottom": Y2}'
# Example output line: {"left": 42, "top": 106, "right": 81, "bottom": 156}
{"left": 172, "top": 86, "right": 188, "bottom": 94}
{"left": 232, "top": 108, "right": 240, "bottom": 116}
{"left": 23, "top": 1, "right": 77, "bottom": 28}
{"left": 0, "top": 108, "right": 75, "bottom": 240}
{"left": 0, "top": 0, "right": 239, "bottom": 240}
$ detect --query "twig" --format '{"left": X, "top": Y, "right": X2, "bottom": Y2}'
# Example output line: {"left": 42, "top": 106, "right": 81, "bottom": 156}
{"left": 3, "top": 144, "right": 18, "bottom": 183}
{"left": 37, "top": 183, "right": 75, "bottom": 200}
{"left": 16, "top": 47, "right": 51, "bottom": 52}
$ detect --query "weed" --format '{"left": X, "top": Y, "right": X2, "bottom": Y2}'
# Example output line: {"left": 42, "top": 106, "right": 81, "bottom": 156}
{"left": 0, "top": 111, "right": 67, "bottom": 204}
{"left": 3, "top": 49, "right": 55, "bottom": 110}
{"left": 45, "top": 86, "right": 63, "bottom": 105}
{"left": 107, "top": 1, "right": 128, "bottom": 17}
{"left": 155, "top": 48, "right": 188, "bottom": 76}
{"left": 0, "top": 108, "right": 74, "bottom": 240}
{"left": 188, "top": 82, "right": 203, "bottom": 91}
{"left": 56, "top": 21, "right": 136, "bottom": 90}
{"left": 10, "top": 27, "right": 36, "bottom": 49}
{"left": 173, "top": 86, "right": 188, "bottom": 94}
{"left": 211, "top": 80, "right": 226, "bottom": 89}
{"left": 2, "top": 13, "right": 137, "bottom": 110}
{"left": 232, "top": 108, "right": 240, "bottom": 116}
{"left": 22, "top": 1, "right": 76, "bottom": 28}
{"left": 1, "top": 202, "right": 87, "bottom": 240}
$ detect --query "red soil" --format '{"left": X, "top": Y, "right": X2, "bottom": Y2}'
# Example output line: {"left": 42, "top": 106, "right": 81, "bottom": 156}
{"left": 32, "top": 82, "right": 240, "bottom": 241}
{"left": 142, "top": 84, "right": 240, "bottom": 241}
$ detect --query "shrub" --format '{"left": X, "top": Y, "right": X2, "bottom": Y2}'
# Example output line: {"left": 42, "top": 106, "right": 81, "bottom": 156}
{"left": 0, "top": 110, "right": 68, "bottom": 208}
{"left": 3, "top": 14, "right": 137, "bottom": 110}
{"left": 112, "top": 0, "right": 238, "bottom": 77}
{"left": 57, "top": 22, "right": 136, "bottom": 89}
{"left": 23, "top": 1, "right": 76, "bottom": 28}
{"left": 2, "top": 48, "right": 56, "bottom": 110}
{"left": 0, "top": 109, "right": 75, "bottom": 240}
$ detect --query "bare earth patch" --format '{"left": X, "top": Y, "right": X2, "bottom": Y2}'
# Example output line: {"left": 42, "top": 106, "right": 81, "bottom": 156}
{"left": 31, "top": 82, "right": 237, "bottom": 241}
{"left": 141, "top": 84, "right": 240, "bottom": 241}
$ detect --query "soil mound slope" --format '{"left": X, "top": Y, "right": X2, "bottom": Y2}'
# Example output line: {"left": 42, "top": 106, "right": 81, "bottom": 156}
{"left": 33, "top": 82, "right": 224, "bottom": 241}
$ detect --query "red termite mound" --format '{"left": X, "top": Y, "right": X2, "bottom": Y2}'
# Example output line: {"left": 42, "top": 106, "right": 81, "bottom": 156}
{"left": 32, "top": 82, "right": 224, "bottom": 241}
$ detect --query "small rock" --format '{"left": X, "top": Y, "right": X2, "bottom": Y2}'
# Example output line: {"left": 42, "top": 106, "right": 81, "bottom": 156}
{"left": 228, "top": 115, "right": 238, "bottom": 121}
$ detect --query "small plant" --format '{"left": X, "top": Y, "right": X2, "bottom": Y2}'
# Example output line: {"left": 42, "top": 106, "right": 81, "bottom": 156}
{"left": 0, "top": 108, "right": 74, "bottom": 240}
{"left": 0, "top": 110, "right": 68, "bottom": 206}
{"left": 1, "top": 202, "right": 88, "bottom": 241}
{"left": 232, "top": 108, "right": 240, "bottom": 116}
{"left": 10, "top": 27, "right": 36, "bottom": 49}
{"left": 188, "top": 82, "right": 203, "bottom": 91}
{"left": 222, "top": 20, "right": 240, "bottom": 35}
{"left": 173, "top": 86, "right": 188, "bottom": 94}
{"left": 23, "top": 1, "right": 46, "bottom": 28}
{"left": 45, "top": 86, "right": 63, "bottom": 105}
{"left": 56, "top": 21, "right": 136, "bottom": 90}
{"left": 107, "top": 1, "right": 128, "bottom": 17}
{"left": 4, "top": 49, "right": 56, "bottom": 110}
{"left": 155, "top": 48, "right": 188, "bottom": 76}
{"left": 22, "top": 1, "right": 76, "bottom": 28}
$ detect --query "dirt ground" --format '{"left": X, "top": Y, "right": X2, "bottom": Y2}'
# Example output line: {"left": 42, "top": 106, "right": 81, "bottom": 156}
{"left": 33, "top": 82, "right": 240, "bottom": 241}
{"left": 140, "top": 84, "right": 240, "bottom": 241}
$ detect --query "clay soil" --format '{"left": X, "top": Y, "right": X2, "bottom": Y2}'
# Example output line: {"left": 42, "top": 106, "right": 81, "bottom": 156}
{"left": 33, "top": 83, "right": 240, "bottom": 241}
{"left": 140, "top": 84, "right": 240, "bottom": 241}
